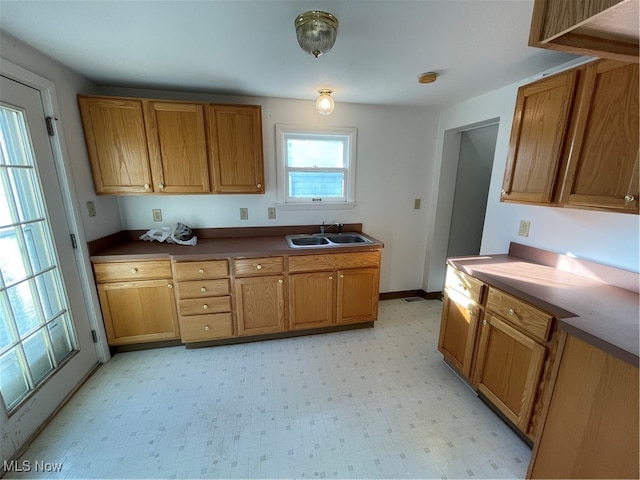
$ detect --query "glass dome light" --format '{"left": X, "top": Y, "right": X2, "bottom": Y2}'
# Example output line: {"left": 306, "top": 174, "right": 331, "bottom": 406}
{"left": 295, "top": 11, "right": 339, "bottom": 58}
{"left": 316, "top": 90, "right": 334, "bottom": 115}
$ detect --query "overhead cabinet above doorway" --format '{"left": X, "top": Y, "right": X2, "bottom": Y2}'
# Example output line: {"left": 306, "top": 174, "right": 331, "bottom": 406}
{"left": 78, "top": 95, "right": 265, "bottom": 195}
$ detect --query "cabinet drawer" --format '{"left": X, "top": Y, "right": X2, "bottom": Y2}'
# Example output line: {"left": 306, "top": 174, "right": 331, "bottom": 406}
{"left": 445, "top": 266, "right": 485, "bottom": 303}
{"left": 288, "top": 251, "right": 381, "bottom": 273}
{"left": 173, "top": 260, "right": 229, "bottom": 281}
{"left": 179, "top": 296, "right": 231, "bottom": 316}
{"left": 487, "top": 288, "right": 553, "bottom": 342}
{"left": 234, "top": 257, "right": 284, "bottom": 277}
{"left": 177, "top": 279, "right": 229, "bottom": 298}
{"left": 94, "top": 260, "right": 172, "bottom": 282}
{"left": 179, "top": 313, "right": 233, "bottom": 342}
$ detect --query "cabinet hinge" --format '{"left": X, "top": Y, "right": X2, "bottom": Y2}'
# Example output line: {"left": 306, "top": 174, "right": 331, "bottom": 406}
{"left": 45, "top": 116, "right": 55, "bottom": 137}
{"left": 91, "top": 330, "right": 98, "bottom": 343}
{"left": 70, "top": 233, "right": 77, "bottom": 249}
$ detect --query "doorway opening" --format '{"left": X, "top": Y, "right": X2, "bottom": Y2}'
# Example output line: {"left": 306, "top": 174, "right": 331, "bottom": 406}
{"left": 446, "top": 123, "right": 498, "bottom": 258}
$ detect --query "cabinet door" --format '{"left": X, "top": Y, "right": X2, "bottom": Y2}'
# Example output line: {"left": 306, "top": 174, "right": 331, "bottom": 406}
{"left": 145, "top": 101, "right": 211, "bottom": 194}
{"left": 336, "top": 268, "right": 379, "bottom": 325}
{"left": 501, "top": 69, "right": 579, "bottom": 204}
{"left": 78, "top": 96, "right": 153, "bottom": 194}
{"left": 438, "top": 288, "right": 480, "bottom": 379}
{"left": 235, "top": 275, "right": 285, "bottom": 336}
{"left": 289, "top": 272, "right": 335, "bottom": 330}
{"left": 97, "top": 279, "right": 180, "bottom": 345}
{"left": 207, "top": 105, "right": 264, "bottom": 194}
{"left": 473, "top": 313, "right": 546, "bottom": 434}
{"left": 560, "top": 61, "right": 639, "bottom": 213}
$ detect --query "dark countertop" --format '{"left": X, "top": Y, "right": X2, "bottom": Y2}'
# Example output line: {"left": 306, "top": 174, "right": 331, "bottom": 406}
{"left": 88, "top": 225, "right": 384, "bottom": 262}
{"left": 448, "top": 243, "right": 639, "bottom": 367}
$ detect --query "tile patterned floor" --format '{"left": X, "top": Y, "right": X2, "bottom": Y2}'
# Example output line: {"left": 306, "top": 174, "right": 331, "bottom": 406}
{"left": 9, "top": 299, "right": 530, "bottom": 479}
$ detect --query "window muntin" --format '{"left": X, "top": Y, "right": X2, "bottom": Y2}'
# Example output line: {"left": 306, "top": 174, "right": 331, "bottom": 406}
{"left": 276, "top": 125, "right": 357, "bottom": 207}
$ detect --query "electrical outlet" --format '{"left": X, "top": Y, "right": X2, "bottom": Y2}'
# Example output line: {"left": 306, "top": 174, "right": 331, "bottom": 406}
{"left": 268, "top": 207, "right": 276, "bottom": 220}
{"left": 414, "top": 198, "right": 421, "bottom": 209}
{"left": 86, "top": 201, "right": 96, "bottom": 217}
{"left": 152, "top": 209, "right": 163, "bottom": 222}
{"left": 518, "top": 220, "right": 531, "bottom": 237}
{"left": 240, "top": 208, "right": 248, "bottom": 220}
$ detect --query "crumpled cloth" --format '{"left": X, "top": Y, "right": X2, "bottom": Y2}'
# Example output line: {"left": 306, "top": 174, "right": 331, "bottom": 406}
{"left": 139, "top": 222, "right": 197, "bottom": 246}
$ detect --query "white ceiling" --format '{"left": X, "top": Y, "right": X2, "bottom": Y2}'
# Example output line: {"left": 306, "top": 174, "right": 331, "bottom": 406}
{"left": 0, "top": 0, "right": 578, "bottom": 108}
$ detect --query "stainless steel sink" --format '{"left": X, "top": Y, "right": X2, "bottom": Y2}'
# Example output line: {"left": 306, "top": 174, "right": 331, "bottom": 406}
{"left": 286, "top": 232, "right": 373, "bottom": 248}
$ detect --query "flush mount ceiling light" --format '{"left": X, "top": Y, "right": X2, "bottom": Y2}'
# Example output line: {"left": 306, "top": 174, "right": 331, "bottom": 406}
{"left": 295, "top": 10, "right": 339, "bottom": 58}
{"left": 316, "top": 89, "right": 334, "bottom": 115}
{"left": 418, "top": 72, "right": 438, "bottom": 84}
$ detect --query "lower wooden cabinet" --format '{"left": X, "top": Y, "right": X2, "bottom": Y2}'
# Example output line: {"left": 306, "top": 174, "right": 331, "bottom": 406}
{"left": 473, "top": 313, "right": 546, "bottom": 434}
{"left": 97, "top": 277, "right": 180, "bottom": 345}
{"left": 289, "top": 272, "right": 335, "bottom": 330}
{"left": 336, "top": 267, "right": 379, "bottom": 325}
{"left": 438, "top": 288, "right": 481, "bottom": 379}
{"left": 235, "top": 275, "right": 285, "bottom": 335}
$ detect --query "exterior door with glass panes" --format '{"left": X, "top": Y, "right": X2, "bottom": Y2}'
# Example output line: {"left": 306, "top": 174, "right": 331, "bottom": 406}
{"left": 0, "top": 75, "right": 98, "bottom": 454}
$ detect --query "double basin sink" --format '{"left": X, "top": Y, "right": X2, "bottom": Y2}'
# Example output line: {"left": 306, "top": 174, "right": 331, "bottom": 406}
{"left": 286, "top": 232, "right": 373, "bottom": 248}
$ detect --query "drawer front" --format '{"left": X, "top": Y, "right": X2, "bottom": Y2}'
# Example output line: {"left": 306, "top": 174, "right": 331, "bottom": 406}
{"left": 234, "top": 257, "right": 284, "bottom": 277}
{"left": 487, "top": 288, "right": 553, "bottom": 342}
{"left": 177, "top": 279, "right": 230, "bottom": 298}
{"left": 179, "top": 296, "right": 231, "bottom": 316}
{"left": 445, "top": 266, "right": 485, "bottom": 303}
{"left": 179, "top": 313, "right": 233, "bottom": 342}
{"left": 94, "top": 260, "right": 172, "bottom": 282}
{"left": 173, "top": 260, "right": 229, "bottom": 281}
{"left": 288, "top": 251, "right": 381, "bottom": 273}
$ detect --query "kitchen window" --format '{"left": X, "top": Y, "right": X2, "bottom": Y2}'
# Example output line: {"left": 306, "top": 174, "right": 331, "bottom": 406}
{"left": 276, "top": 125, "right": 357, "bottom": 209}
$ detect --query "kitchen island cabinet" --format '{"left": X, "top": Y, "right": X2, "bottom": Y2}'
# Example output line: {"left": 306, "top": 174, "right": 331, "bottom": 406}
{"left": 442, "top": 242, "right": 639, "bottom": 478}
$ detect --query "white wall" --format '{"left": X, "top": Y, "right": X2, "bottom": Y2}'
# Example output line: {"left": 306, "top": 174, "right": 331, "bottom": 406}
{"left": 100, "top": 86, "right": 440, "bottom": 294}
{"left": 0, "top": 32, "right": 122, "bottom": 241}
{"left": 425, "top": 57, "right": 640, "bottom": 293}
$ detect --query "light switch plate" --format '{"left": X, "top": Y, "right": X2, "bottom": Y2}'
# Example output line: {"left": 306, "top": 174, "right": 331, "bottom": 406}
{"left": 86, "top": 201, "right": 96, "bottom": 217}
{"left": 152, "top": 209, "right": 163, "bottom": 222}
{"left": 414, "top": 198, "right": 421, "bottom": 209}
{"left": 240, "top": 208, "right": 248, "bottom": 220}
{"left": 268, "top": 207, "right": 276, "bottom": 220}
{"left": 518, "top": 220, "right": 531, "bottom": 237}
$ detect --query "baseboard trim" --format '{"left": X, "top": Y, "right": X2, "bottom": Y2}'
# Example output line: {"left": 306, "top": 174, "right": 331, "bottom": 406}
{"left": 379, "top": 290, "right": 441, "bottom": 300}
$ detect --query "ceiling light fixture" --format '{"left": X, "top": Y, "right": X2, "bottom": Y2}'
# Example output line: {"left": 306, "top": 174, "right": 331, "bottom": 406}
{"left": 418, "top": 72, "right": 438, "bottom": 84}
{"left": 295, "top": 11, "right": 339, "bottom": 58}
{"left": 316, "top": 89, "right": 334, "bottom": 115}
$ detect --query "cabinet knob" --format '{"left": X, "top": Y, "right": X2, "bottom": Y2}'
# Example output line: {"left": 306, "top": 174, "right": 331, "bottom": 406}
{"left": 131, "top": 268, "right": 138, "bottom": 274}
{"left": 508, "top": 308, "right": 515, "bottom": 316}
{"left": 329, "top": 275, "right": 333, "bottom": 280}
{"left": 200, "top": 287, "right": 206, "bottom": 292}
{"left": 198, "top": 268, "right": 205, "bottom": 274}
{"left": 159, "top": 183, "right": 165, "bottom": 190}
{"left": 625, "top": 194, "right": 635, "bottom": 202}
{"left": 278, "top": 279, "right": 283, "bottom": 284}
{"left": 167, "top": 284, "right": 173, "bottom": 289}
{"left": 203, "top": 304, "right": 209, "bottom": 310}
{"left": 144, "top": 183, "right": 150, "bottom": 189}
{"left": 501, "top": 189, "right": 506, "bottom": 197}
{"left": 339, "top": 274, "right": 344, "bottom": 278}
{"left": 469, "top": 310, "right": 475, "bottom": 316}
{"left": 256, "top": 264, "right": 262, "bottom": 270}
{"left": 483, "top": 319, "right": 487, "bottom": 326}
{"left": 257, "top": 183, "right": 262, "bottom": 189}
{"left": 204, "top": 325, "right": 210, "bottom": 331}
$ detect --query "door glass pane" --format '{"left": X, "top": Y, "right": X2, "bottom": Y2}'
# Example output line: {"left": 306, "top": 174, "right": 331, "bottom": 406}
{"left": 0, "top": 101, "right": 78, "bottom": 411}
{"left": 0, "top": 348, "right": 30, "bottom": 407}
{"left": 23, "top": 329, "right": 54, "bottom": 384}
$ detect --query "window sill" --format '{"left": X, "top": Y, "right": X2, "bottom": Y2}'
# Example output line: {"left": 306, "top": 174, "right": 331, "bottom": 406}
{"left": 276, "top": 202, "right": 357, "bottom": 211}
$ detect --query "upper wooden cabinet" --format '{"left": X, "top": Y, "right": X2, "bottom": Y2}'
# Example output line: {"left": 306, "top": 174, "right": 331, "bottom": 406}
{"left": 207, "top": 105, "right": 265, "bottom": 194}
{"left": 78, "top": 95, "right": 265, "bottom": 195}
{"left": 78, "top": 97, "right": 153, "bottom": 194}
{"left": 502, "top": 59, "right": 639, "bottom": 214}
{"left": 529, "top": 0, "right": 639, "bottom": 63}
{"left": 144, "top": 101, "right": 210, "bottom": 194}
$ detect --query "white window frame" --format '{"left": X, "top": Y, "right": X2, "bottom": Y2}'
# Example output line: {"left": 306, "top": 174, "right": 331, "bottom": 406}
{"left": 275, "top": 124, "right": 357, "bottom": 210}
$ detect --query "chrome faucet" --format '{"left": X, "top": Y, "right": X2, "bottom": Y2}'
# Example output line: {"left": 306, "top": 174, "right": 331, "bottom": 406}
{"left": 319, "top": 222, "right": 344, "bottom": 234}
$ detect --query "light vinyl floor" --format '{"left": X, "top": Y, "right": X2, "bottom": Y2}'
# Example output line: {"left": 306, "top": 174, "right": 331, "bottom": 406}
{"left": 9, "top": 299, "right": 530, "bottom": 479}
